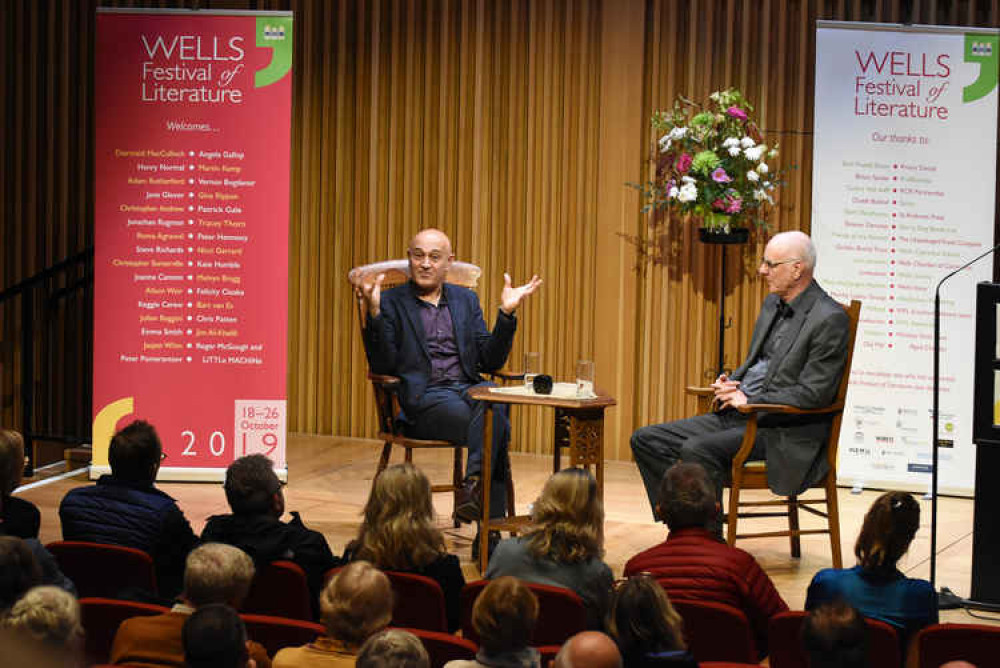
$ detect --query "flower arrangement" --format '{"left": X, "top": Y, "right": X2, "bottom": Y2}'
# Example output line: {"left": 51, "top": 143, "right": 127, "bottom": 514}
{"left": 637, "top": 89, "right": 781, "bottom": 235}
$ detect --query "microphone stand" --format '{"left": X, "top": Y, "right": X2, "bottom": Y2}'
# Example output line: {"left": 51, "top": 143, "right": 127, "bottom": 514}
{"left": 932, "top": 241, "right": 1000, "bottom": 610}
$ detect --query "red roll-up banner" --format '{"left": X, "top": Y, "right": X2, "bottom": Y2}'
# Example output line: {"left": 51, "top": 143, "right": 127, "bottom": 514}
{"left": 93, "top": 9, "right": 293, "bottom": 480}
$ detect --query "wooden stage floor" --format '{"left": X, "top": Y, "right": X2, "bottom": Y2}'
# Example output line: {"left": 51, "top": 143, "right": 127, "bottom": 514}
{"left": 18, "top": 433, "right": 995, "bottom": 624}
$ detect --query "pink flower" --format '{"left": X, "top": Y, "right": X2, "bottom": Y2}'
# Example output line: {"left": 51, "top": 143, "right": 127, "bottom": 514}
{"left": 711, "top": 167, "right": 732, "bottom": 183}
{"left": 675, "top": 153, "right": 692, "bottom": 173}
{"left": 726, "top": 196, "right": 743, "bottom": 214}
{"left": 726, "top": 106, "right": 748, "bottom": 121}
{"left": 712, "top": 198, "right": 727, "bottom": 211}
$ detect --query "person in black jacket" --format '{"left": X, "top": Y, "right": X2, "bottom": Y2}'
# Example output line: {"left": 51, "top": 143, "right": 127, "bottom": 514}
{"left": 357, "top": 228, "right": 541, "bottom": 521}
{"left": 201, "top": 454, "right": 340, "bottom": 610}
{"left": 0, "top": 430, "right": 39, "bottom": 540}
{"left": 59, "top": 420, "right": 197, "bottom": 598}
{"left": 344, "top": 463, "right": 465, "bottom": 631}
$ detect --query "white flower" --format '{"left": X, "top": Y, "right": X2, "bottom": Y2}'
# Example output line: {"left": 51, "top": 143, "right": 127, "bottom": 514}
{"left": 681, "top": 175, "right": 696, "bottom": 184}
{"left": 668, "top": 185, "right": 679, "bottom": 199}
{"left": 758, "top": 163, "right": 769, "bottom": 174}
{"left": 763, "top": 180, "right": 773, "bottom": 189}
{"left": 668, "top": 127, "right": 689, "bottom": 140}
{"left": 744, "top": 145, "right": 765, "bottom": 161}
{"left": 677, "top": 183, "right": 698, "bottom": 202}
{"left": 768, "top": 148, "right": 778, "bottom": 158}
{"left": 722, "top": 137, "right": 741, "bottom": 148}
{"left": 753, "top": 188, "right": 774, "bottom": 204}
{"left": 658, "top": 135, "right": 671, "bottom": 153}
{"left": 728, "top": 146, "right": 741, "bottom": 156}
{"left": 747, "top": 170, "right": 760, "bottom": 182}
{"left": 740, "top": 136, "right": 755, "bottom": 148}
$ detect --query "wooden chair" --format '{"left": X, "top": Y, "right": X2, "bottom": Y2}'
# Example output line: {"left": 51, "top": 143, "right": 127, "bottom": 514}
{"left": 348, "top": 259, "right": 516, "bottom": 517}
{"left": 914, "top": 623, "right": 1000, "bottom": 668}
{"left": 385, "top": 571, "right": 448, "bottom": 632}
{"left": 47, "top": 540, "right": 158, "bottom": 598}
{"left": 672, "top": 599, "right": 757, "bottom": 663}
{"left": 400, "top": 627, "right": 478, "bottom": 668}
{"left": 687, "top": 299, "right": 861, "bottom": 568}
{"left": 768, "top": 610, "right": 901, "bottom": 668}
{"left": 240, "top": 613, "right": 325, "bottom": 657}
{"left": 79, "top": 597, "right": 169, "bottom": 664}
{"left": 240, "top": 560, "right": 313, "bottom": 621}
{"left": 461, "top": 580, "right": 587, "bottom": 647}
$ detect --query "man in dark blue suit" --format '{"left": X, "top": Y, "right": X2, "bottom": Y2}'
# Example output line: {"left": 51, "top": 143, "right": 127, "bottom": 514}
{"left": 359, "top": 228, "right": 542, "bottom": 523}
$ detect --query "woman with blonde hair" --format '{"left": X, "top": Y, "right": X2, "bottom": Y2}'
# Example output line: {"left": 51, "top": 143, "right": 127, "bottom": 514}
{"left": 485, "top": 468, "right": 613, "bottom": 628}
{"left": 344, "top": 463, "right": 465, "bottom": 631}
{"left": 607, "top": 575, "right": 695, "bottom": 668}
{"left": 806, "top": 491, "right": 936, "bottom": 642}
{"left": 0, "top": 430, "right": 39, "bottom": 539}
{"left": 4, "top": 585, "right": 85, "bottom": 661}
{"left": 274, "top": 561, "right": 393, "bottom": 667}
{"left": 445, "top": 577, "right": 540, "bottom": 668}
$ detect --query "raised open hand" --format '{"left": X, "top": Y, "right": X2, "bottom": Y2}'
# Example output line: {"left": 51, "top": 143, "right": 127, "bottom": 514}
{"left": 355, "top": 273, "right": 385, "bottom": 317}
{"left": 500, "top": 273, "right": 543, "bottom": 314}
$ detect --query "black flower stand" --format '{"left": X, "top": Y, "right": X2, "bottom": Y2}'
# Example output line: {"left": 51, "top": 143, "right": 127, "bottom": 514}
{"left": 698, "top": 227, "right": 749, "bottom": 376}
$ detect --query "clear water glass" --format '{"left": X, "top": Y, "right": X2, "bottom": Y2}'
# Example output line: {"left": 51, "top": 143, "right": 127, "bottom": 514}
{"left": 576, "top": 359, "right": 595, "bottom": 397}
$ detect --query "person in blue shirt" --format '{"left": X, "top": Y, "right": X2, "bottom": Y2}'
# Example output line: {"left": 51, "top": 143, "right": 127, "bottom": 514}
{"left": 806, "top": 491, "right": 937, "bottom": 644}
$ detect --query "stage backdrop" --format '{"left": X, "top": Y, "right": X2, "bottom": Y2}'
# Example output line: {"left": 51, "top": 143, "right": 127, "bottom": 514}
{"left": 92, "top": 9, "right": 293, "bottom": 481}
{"left": 812, "top": 22, "right": 1000, "bottom": 495}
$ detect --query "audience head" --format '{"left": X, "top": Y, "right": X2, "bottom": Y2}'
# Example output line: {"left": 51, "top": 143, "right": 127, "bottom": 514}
{"left": 655, "top": 462, "right": 718, "bottom": 530}
{"left": 183, "top": 543, "right": 255, "bottom": 608}
{"left": 555, "top": 631, "right": 623, "bottom": 668}
{"left": 182, "top": 604, "right": 251, "bottom": 668}
{"left": 606, "top": 575, "right": 686, "bottom": 661}
{"left": 357, "top": 629, "right": 429, "bottom": 668}
{"left": 320, "top": 561, "right": 393, "bottom": 648}
{"left": 855, "top": 491, "right": 920, "bottom": 571}
{"left": 108, "top": 419, "right": 163, "bottom": 485}
{"left": 473, "top": 576, "right": 539, "bottom": 655}
{"left": 0, "top": 536, "right": 42, "bottom": 610}
{"left": 760, "top": 230, "right": 816, "bottom": 301}
{"left": 223, "top": 454, "right": 284, "bottom": 517}
{"left": 355, "top": 463, "right": 445, "bottom": 570}
{"left": 3, "top": 586, "right": 83, "bottom": 654}
{"left": 801, "top": 600, "right": 869, "bottom": 668}
{"left": 407, "top": 228, "right": 454, "bottom": 295}
{"left": 527, "top": 467, "right": 604, "bottom": 563}
{"left": 0, "top": 430, "right": 26, "bottom": 497}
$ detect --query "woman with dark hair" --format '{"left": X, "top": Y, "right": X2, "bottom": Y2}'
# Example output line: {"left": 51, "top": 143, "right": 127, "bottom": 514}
{"left": 607, "top": 575, "right": 696, "bottom": 668}
{"left": 445, "top": 577, "right": 540, "bottom": 668}
{"left": 806, "top": 491, "right": 936, "bottom": 641}
{"left": 344, "top": 463, "right": 465, "bottom": 631}
{"left": 485, "top": 468, "right": 613, "bottom": 629}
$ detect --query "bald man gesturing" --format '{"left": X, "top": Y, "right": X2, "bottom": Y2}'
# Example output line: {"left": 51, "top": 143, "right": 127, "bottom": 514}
{"left": 359, "top": 229, "right": 542, "bottom": 527}
{"left": 631, "top": 231, "right": 850, "bottom": 530}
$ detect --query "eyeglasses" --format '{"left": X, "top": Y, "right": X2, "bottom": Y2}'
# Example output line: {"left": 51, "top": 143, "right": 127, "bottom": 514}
{"left": 760, "top": 257, "right": 801, "bottom": 269}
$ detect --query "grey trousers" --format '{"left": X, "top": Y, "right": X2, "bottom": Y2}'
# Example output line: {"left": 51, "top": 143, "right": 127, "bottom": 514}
{"left": 630, "top": 409, "right": 764, "bottom": 519}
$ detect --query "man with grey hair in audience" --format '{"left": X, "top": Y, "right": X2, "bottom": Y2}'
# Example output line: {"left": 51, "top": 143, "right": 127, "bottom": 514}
{"left": 554, "top": 631, "right": 623, "bottom": 668}
{"left": 631, "top": 230, "right": 850, "bottom": 529}
{"left": 110, "top": 542, "right": 272, "bottom": 667}
{"left": 357, "top": 629, "right": 430, "bottom": 668}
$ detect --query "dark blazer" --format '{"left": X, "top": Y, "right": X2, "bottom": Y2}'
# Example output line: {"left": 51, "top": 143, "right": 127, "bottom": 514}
{"left": 730, "top": 280, "right": 850, "bottom": 496}
{"left": 363, "top": 281, "right": 516, "bottom": 418}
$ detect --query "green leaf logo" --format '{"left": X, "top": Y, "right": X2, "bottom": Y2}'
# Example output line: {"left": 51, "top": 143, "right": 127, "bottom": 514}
{"left": 963, "top": 34, "right": 998, "bottom": 103}
{"left": 255, "top": 17, "right": 293, "bottom": 89}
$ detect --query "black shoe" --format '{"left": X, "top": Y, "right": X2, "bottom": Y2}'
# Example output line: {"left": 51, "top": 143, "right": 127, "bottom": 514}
{"left": 453, "top": 476, "right": 482, "bottom": 524}
{"left": 471, "top": 529, "right": 501, "bottom": 561}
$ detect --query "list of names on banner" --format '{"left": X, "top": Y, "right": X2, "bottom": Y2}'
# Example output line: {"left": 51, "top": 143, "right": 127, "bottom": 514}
{"left": 114, "top": 147, "right": 261, "bottom": 367}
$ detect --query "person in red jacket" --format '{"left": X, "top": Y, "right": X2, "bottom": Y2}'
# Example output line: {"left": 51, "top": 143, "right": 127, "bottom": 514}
{"left": 623, "top": 462, "right": 787, "bottom": 658}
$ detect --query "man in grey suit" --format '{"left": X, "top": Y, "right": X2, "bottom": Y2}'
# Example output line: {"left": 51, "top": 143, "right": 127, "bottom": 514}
{"left": 631, "top": 231, "right": 850, "bottom": 523}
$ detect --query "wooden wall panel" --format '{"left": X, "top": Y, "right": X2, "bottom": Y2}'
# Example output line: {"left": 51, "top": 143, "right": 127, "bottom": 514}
{"left": 2, "top": 0, "right": 997, "bottom": 465}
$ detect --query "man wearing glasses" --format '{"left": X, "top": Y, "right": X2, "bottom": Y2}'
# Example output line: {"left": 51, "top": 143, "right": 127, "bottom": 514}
{"left": 358, "top": 228, "right": 542, "bottom": 528}
{"left": 630, "top": 231, "right": 850, "bottom": 529}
